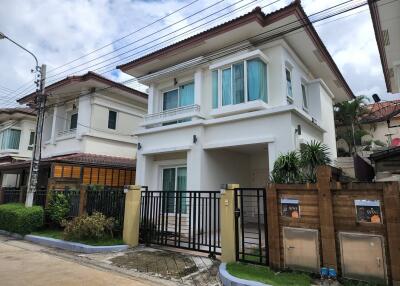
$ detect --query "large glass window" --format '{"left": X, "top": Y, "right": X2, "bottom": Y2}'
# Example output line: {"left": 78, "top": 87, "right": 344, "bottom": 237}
{"left": 212, "top": 57, "right": 267, "bottom": 108}
{"left": 0, "top": 129, "right": 21, "bottom": 150}
{"left": 247, "top": 59, "right": 267, "bottom": 102}
{"left": 163, "top": 82, "right": 194, "bottom": 111}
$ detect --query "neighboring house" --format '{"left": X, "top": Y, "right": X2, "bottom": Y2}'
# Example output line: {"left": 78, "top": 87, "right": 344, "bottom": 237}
{"left": 369, "top": 0, "right": 400, "bottom": 93}
{"left": 370, "top": 146, "right": 400, "bottom": 181}
{"left": 0, "top": 108, "right": 36, "bottom": 188}
{"left": 118, "top": 2, "right": 354, "bottom": 192}
{"left": 3, "top": 72, "right": 148, "bottom": 191}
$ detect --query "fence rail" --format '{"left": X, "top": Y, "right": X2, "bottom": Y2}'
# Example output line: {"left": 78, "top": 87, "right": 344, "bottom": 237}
{"left": 140, "top": 190, "right": 221, "bottom": 255}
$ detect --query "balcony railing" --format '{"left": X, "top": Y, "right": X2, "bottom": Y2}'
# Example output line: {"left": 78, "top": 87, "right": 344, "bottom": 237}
{"left": 143, "top": 104, "right": 203, "bottom": 127}
{"left": 56, "top": 128, "right": 76, "bottom": 139}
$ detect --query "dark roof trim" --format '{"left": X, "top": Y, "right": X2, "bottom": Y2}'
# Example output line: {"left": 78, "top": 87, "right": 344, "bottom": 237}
{"left": 117, "top": 1, "right": 354, "bottom": 98}
{"left": 368, "top": 0, "right": 392, "bottom": 93}
{"left": 0, "top": 108, "right": 36, "bottom": 117}
{"left": 370, "top": 146, "right": 400, "bottom": 161}
{"left": 17, "top": 71, "right": 148, "bottom": 104}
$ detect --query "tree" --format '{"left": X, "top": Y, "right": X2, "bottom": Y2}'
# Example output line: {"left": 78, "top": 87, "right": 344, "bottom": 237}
{"left": 300, "top": 140, "right": 331, "bottom": 182}
{"left": 334, "top": 96, "right": 371, "bottom": 154}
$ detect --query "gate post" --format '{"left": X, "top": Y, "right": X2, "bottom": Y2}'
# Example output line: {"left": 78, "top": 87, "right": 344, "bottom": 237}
{"left": 383, "top": 182, "right": 400, "bottom": 286}
{"left": 316, "top": 166, "right": 337, "bottom": 270}
{"left": 123, "top": 185, "right": 142, "bottom": 247}
{"left": 78, "top": 185, "right": 87, "bottom": 216}
{"left": 267, "top": 183, "right": 281, "bottom": 269}
{"left": 220, "top": 184, "right": 239, "bottom": 263}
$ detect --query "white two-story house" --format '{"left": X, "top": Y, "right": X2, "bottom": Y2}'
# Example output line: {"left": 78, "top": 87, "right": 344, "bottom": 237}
{"left": 15, "top": 72, "right": 148, "bottom": 190}
{"left": 0, "top": 108, "right": 36, "bottom": 187}
{"left": 118, "top": 2, "right": 354, "bottom": 192}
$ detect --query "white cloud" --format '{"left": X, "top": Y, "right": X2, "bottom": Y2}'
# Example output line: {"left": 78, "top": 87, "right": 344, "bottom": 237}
{"left": 0, "top": 0, "right": 398, "bottom": 108}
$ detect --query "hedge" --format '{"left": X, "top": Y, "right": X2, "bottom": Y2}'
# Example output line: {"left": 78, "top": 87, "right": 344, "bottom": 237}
{"left": 0, "top": 203, "right": 44, "bottom": 234}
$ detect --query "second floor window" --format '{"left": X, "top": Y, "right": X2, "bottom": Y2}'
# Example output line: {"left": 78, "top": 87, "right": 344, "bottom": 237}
{"left": 212, "top": 58, "right": 267, "bottom": 109}
{"left": 301, "top": 83, "right": 309, "bottom": 112}
{"left": 28, "top": 131, "right": 35, "bottom": 150}
{"left": 163, "top": 82, "right": 194, "bottom": 111}
{"left": 0, "top": 129, "right": 21, "bottom": 150}
{"left": 69, "top": 113, "right": 78, "bottom": 130}
{"left": 286, "top": 68, "right": 293, "bottom": 102}
{"left": 108, "top": 110, "right": 117, "bottom": 130}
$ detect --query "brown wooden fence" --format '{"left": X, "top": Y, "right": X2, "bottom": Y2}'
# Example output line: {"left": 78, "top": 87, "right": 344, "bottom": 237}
{"left": 267, "top": 166, "right": 400, "bottom": 285}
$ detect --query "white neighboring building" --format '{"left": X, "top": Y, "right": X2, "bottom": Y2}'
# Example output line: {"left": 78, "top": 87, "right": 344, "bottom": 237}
{"left": 118, "top": 3, "right": 354, "bottom": 192}
{"left": 0, "top": 108, "right": 36, "bottom": 187}
{"left": 18, "top": 72, "right": 148, "bottom": 160}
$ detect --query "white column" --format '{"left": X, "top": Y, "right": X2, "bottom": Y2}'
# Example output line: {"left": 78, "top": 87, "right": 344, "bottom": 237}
{"left": 194, "top": 69, "right": 203, "bottom": 107}
{"left": 50, "top": 106, "right": 58, "bottom": 145}
{"left": 76, "top": 94, "right": 92, "bottom": 139}
{"left": 267, "top": 142, "right": 277, "bottom": 177}
{"left": 148, "top": 84, "right": 155, "bottom": 114}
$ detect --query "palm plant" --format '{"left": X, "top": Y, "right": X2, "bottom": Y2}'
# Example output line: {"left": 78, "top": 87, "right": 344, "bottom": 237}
{"left": 300, "top": 140, "right": 331, "bottom": 182}
{"left": 270, "top": 151, "right": 303, "bottom": 184}
{"left": 334, "top": 96, "right": 371, "bottom": 154}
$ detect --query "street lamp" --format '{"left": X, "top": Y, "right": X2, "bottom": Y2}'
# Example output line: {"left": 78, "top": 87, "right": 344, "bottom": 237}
{"left": 0, "top": 31, "right": 46, "bottom": 207}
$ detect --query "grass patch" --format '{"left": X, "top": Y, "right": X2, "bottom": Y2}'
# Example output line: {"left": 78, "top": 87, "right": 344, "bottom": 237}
{"left": 226, "top": 262, "right": 312, "bottom": 286}
{"left": 31, "top": 229, "right": 124, "bottom": 246}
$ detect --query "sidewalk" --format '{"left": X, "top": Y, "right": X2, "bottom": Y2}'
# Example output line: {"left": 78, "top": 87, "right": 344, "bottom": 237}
{"left": 0, "top": 234, "right": 163, "bottom": 286}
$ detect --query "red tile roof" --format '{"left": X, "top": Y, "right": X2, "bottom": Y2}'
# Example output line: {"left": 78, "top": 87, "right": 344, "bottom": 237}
{"left": 362, "top": 100, "right": 400, "bottom": 123}
{"left": 0, "top": 153, "right": 136, "bottom": 170}
{"left": 17, "top": 71, "right": 148, "bottom": 104}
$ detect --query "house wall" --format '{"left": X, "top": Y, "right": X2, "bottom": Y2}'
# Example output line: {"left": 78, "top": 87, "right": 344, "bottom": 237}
{"left": 41, "top": 91, "right": 147, "bottom": 159}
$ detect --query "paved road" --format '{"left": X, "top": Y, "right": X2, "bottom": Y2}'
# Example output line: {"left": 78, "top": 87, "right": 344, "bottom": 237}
{"left": 0, "top": 235, "right": 161, "bottom": 286}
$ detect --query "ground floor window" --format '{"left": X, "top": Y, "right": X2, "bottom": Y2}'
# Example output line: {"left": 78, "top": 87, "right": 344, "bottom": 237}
{"left": 162, "top": 166, "right": 187, "bottom": 214}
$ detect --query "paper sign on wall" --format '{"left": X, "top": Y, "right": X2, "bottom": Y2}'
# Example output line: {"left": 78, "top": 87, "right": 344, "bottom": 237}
{"left": 281, "top": 198, "right": 300, "bottom": 218}
{"left": 355, "top": 200, "right": 382, "bottom": 223}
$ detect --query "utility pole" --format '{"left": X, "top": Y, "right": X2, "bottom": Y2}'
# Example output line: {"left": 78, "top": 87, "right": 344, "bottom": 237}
{"left": 0, "top": 32, "right": 45, "bottom": 207}
{"left": 25, "top": 64, "right": 46, "bottom": 207}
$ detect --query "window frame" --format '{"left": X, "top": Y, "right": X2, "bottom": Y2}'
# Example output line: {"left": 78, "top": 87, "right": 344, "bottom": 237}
{"left": 0, "top": 128, "right": 22, "bottom": 150}
{"left": 212, "top": 56, "right": 268, "bottom": 109}
{"left": 301, "top": 82, "right": 309, "bottom": 112}
{"left": 162, "top": 81, "right": 194, "bottom": 111}
{"left": 285, "top": 67, "right": 293, "bottom": 103}
{"left": 28, "top": 131, "right": 35, "bottom": 150}
{"left": 108, "top": 110, "right": 118, "bottom": 130}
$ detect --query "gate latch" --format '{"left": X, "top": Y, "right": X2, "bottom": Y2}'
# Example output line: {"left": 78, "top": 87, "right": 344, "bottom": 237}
{"left": 234, "top": 208, "right": 241, "bottom": 218}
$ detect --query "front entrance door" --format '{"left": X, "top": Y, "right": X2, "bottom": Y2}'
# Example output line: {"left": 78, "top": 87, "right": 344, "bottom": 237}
{"left": 162, "top": 167, "right": 187, "bottom": 214}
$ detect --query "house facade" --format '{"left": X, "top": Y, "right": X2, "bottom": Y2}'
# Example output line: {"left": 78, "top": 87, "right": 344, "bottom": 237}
{"left": 369, "top": 0, "right": 400, "bottom": 94}
{"left": 10, "top": 72, "right": 148, "bottom": 190}
{"left": 118, "top": 2, "right": 354, "bottom": 192}
{"left": 0, "top": 108, "right": 36, "bottom": 187}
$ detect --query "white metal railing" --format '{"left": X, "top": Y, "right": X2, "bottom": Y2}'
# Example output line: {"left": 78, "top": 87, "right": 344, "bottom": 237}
{"left": 144, "top": 104, "right": 201, "bottom": 123}
{"left": 56, "top": 128, "right": 76, "bottom": 138}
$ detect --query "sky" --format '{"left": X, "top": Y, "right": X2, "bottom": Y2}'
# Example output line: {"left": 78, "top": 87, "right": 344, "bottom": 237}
{"left": 0, "top": 0, "right": 399, "bottom": 108}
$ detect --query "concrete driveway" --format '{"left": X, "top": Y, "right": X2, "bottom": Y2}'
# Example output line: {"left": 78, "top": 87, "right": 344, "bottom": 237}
{"left": 0, "top": 234, "right": 162, "bottom": 286}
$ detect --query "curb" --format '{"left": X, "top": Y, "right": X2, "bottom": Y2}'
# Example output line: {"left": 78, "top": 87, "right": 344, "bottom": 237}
{"left": 0, "top": 229, "right": 24, "bottom": 240}
{"left": 24, "top": 235, "right": 129, "bottom": 254}
{"left": 219, "top": 263, "right": 271, "bottom": 286}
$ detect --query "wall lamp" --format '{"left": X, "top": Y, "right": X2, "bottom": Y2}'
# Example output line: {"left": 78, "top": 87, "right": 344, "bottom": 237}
{"left": 193, "top": 135, "right": 198, "bottom": 144}
{"left": 295, "top": 124, "right": 302, "bottom": 135}
{"left": 138, "top": 143, "right": 142, "bottom": 150}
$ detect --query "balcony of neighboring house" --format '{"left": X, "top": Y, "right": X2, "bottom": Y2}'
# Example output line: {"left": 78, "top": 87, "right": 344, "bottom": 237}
{"left": 143, "top": 82, "right": 204, "bottom": 128}
{"left": 55, "top": 111, "right": 78, "bottom": 141}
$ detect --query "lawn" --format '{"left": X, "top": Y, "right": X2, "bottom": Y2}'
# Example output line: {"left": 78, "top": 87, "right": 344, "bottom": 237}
{"left": 31, "top": 229, "right": 124, "bottom": 246}
{"left": 226, "top": 262, "right": 312, "bottom": 286}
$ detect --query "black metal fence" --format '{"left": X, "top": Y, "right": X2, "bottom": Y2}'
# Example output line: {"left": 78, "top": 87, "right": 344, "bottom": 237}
{"left": 33, "top": 190, "right": 47, "bottom": 208}
{"left": 86, "top": 187, "right": 126, "bottom": 228}
{"left": 234, "top": 188, "right": 268, "bottom": 265}
{"left": 3, "top": 188, "right": 21, "bottom": 204}
{"left": 140, "top": 190, "right": 221, "bottom": 256}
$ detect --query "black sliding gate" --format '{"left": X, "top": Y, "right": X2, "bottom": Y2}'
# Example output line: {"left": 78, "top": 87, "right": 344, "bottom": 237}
{"left": 234, "top": 188, "right": 268, "bottom": 265}
{"left": 140, "top": 190, "right": 221, "bottom": 256}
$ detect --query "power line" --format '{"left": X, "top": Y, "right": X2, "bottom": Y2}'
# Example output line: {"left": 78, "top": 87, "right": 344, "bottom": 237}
{"left": 47, "top": 0, "right": 201, "bottom": 74}
{"left": 42, "top": 0, "right": 371, "bottom": 108}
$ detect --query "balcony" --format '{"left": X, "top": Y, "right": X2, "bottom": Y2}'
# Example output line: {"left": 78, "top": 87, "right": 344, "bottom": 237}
{"left": 143, "top": 104, "right": 204, "bottom": 128}
{"left": 56, "top": 128, "right": 76, "bottom": 140}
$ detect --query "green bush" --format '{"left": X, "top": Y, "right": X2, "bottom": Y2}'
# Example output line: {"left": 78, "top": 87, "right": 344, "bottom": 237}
{"left": 45, "top": 191, "right": 70, "bottom": 226}
{"left": 0, "top": 203, "right": 44, "bottom": 234}
{"left": 62, "top": 212, "right": 114, "bottom": 241}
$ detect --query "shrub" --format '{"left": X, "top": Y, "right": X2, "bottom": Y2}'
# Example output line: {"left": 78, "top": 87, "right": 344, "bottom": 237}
{"left": 45, "top": 191, "right": 70, "bottom": 226}
{"left": 0, "top": 203, "right": 44, "bottom": 234}
{"left": 270, "top": 151, "right": 303, "bottom": 184}
{"left": 62, "top": 212, "right": 114, "bottom": 241}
